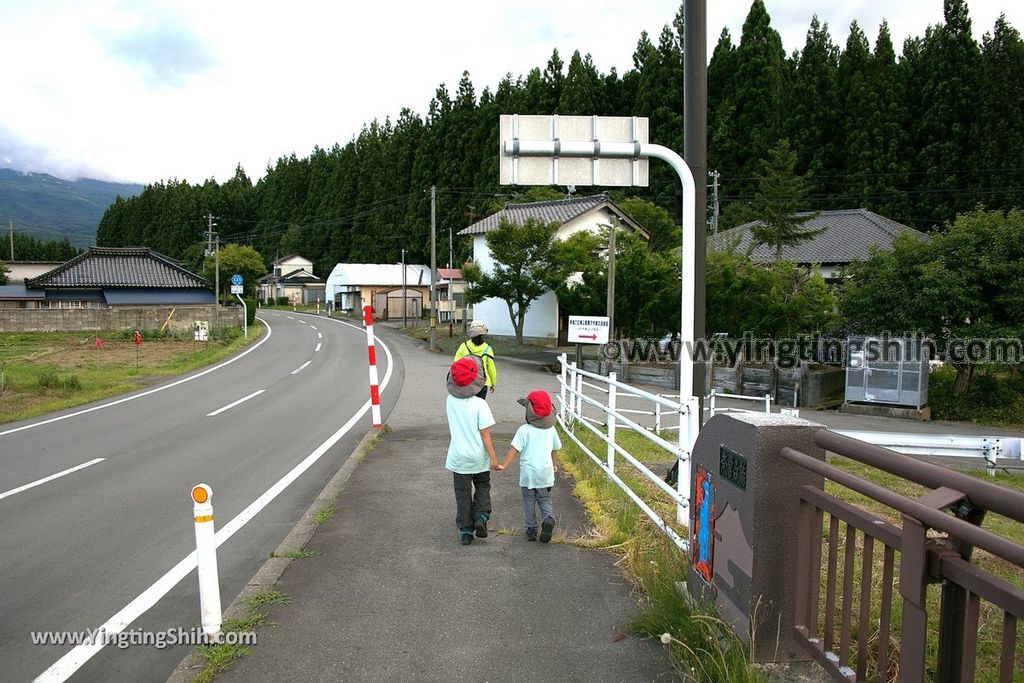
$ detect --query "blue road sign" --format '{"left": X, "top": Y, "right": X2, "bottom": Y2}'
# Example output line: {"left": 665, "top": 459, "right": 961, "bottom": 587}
{"left": 231, "top": 274, "right": 243, "bottom": 286}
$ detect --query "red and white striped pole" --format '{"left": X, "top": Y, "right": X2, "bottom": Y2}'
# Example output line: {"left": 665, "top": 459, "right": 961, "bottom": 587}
{"left": 363, "top": 305, "right": 383, "bottom": 428}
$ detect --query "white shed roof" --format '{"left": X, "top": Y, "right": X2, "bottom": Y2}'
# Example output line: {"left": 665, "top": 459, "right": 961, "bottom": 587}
{"left": 325, "top": 263, "right": 432, "bottom": 287}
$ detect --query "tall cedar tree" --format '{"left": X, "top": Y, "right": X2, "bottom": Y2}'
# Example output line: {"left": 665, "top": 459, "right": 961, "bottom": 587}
{"left": 750, "top": 140, "right": 821, "bottom": 259}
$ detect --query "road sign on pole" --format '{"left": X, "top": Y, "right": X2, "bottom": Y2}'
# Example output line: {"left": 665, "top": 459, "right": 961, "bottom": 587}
{"left": 499, "top": 114, "right": 648, "bottom": 187}
{"left": 566, "top": 315, "right": 610, "bottom": 345}
{"left": 498, "top": 114, "right": 697, "bottom": 406}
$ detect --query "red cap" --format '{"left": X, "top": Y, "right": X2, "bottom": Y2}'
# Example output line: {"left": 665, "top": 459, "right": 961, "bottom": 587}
{"left": 525, "top": 390, "right": 552, "bottom": 417}
{"left": 450, "top": 357, "right": 479, "bottom": 386}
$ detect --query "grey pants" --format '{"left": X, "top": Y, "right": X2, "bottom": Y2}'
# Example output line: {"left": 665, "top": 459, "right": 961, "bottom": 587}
{"left": 521, "top": 486, "right": 554, "bottom": 530}
{"left": 453, "top": 471, "right": 491, "bottom": 531}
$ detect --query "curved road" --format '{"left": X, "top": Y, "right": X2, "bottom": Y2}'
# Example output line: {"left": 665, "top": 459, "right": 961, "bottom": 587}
{"left": 0, "top": 312, "right": 400, "bottom": 682}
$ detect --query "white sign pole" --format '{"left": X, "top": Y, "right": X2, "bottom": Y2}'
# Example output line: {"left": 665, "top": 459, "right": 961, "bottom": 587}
{"left": 235, "top": 294, "right": 248, "bottom": 338}
{"left": 505, "top": 139, "right": 696, "bottom": 405}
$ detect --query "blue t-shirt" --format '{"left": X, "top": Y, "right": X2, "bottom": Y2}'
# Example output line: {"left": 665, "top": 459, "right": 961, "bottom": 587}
{"left": 445, "top": 395, "right": 496, "bottom": 474}
{"left": 511, "top": 423, "right": 562, "bottom": 489}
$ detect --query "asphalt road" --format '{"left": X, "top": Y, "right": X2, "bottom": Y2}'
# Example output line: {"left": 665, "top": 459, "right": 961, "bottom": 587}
{"left": 0, "top": 311, "right": 400, "bottom": 682}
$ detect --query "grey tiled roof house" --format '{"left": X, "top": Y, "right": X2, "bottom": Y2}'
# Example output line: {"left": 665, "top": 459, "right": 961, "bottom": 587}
{"left": 458, "top": 193, "right": 648, "bottom": 238}
{"left": 710, "top": 208, "right": 929, "bottom": 279}
{"left": 19, "top": 246, "right": 214, "bottom": 306}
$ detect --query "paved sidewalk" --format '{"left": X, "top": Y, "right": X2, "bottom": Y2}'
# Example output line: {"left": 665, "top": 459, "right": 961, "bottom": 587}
{"left": 211, "top": 324, "right": 677, "bottom": 682}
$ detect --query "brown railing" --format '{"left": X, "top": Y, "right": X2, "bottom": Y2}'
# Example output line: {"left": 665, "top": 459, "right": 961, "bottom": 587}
{"left": 782, "top": 430, "right": 1024, "bottom": 682}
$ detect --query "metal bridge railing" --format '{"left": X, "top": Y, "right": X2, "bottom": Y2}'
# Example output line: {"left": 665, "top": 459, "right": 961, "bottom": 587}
{"left": 783, "top": 430, "right": 1024, "bottom": 682}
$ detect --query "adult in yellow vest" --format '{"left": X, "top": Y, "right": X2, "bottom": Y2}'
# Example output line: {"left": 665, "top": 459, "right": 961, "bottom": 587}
{"left": 454, "top": 320, "right": 497, "bottom": 400}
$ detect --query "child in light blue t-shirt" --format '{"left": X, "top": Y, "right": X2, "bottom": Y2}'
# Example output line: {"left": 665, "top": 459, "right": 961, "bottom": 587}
{"left": 445, "top": 356, "right": 501, "bottom": 546}
{"left": 501, "top": 390, "right": 561, "bottom": 543}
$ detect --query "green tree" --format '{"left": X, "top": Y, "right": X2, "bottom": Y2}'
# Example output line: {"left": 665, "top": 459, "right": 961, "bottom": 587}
{"left": 462, "top": 217, "right": 577, "bottom": 344}
{"left": 839, "top": 209, "right": 1024, "bottom": 393}
{"left": 0, "top": 260, "right": 8, "bottom": 285}
{"left": 749, "top": 140, "right": 821, "bottom": 259}
{"left": 204, "top": 244, "right": 267, "bottom": 303}
{"left": 616, "top": 197, "right": 679, "bottom": 253}
{"left": 977, "top": 15, "right": 1024, "bottom": 211}
{"left": 706, "top": 248, "right": 837, "bottom": 339}
{"left": 787, "top": 16, "right": 840, "bottom": 188}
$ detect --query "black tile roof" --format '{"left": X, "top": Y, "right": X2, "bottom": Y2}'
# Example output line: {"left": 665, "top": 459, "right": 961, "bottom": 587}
{"left": 710, "top": 209, "right": 930, "bottom": 264}
{"left": 26, "top": 247, "right": 212, "bottom": 289}
{"left": 457, "top": 193, "right": 647, "bottom": 238}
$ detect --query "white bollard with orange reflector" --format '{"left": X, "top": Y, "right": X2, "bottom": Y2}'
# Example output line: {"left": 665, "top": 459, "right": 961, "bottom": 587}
{"left": 363, "top": 305, "right": 383, "bottom": 428}
{"left": 191, "top": 483, "right": 222, "bottom": 637}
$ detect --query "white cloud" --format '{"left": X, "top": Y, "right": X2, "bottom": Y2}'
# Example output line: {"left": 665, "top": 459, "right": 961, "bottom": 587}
{"left": 0, "top": 0, "right": 1020, "bottom": 184}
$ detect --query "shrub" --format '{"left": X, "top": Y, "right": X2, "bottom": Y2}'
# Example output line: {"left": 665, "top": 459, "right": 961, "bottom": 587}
{"left": 242, "top": 298, "right": 257, "bottom": 326}
{"left": 37, "top": 371, "right": 82, "bottom": 392}
{"left": 275, "top": 297, "right": 289, "bottom": 306}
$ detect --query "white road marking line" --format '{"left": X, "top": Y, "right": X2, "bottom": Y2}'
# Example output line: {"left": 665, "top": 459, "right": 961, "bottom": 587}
{"left": 300, "top": 320, "right": 307, "bottom": 325}
{"left": 0, "top": 458, "right": 105, "bottom": 501}
{"left": 310, "top": 326, "right": 317, "bottom": 331}
{"left": 318, "top": 332, "right": 322, "bottom": 339}
{"left": 0, "top": 320, "right": 273, "bottom": 439}
{"left": 315, "top": 343, "right": 322, "bottom": 352}
{"left": 33, "top": 330, "right": 395, "bottom": 682}
{"left": 291, "top": 361, "right": 312, "bottom": 375}
{"left": 206, "top": 390, "right": 265, "bottom": 417}
{"left": 286, "top": 316, "right": 294, "bottom": 319}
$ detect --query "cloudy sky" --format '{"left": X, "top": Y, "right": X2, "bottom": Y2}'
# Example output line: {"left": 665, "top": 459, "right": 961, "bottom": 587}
{"left": 0, "top": 0, "right": 1019, "bottom": 185}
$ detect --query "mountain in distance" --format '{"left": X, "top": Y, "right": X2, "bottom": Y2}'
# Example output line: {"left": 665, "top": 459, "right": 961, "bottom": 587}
{"left": 0, "top": 168, "right": 143, "bottom": 249}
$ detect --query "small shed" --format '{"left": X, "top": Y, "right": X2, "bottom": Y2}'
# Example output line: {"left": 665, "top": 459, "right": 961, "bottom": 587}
{"left": 324, "top": 263, "right": 432, "bottom": 317}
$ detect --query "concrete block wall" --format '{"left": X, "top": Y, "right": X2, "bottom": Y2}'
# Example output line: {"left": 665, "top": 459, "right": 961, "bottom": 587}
{"left": 0, "top": 305, "right": 243, "bottom": 334}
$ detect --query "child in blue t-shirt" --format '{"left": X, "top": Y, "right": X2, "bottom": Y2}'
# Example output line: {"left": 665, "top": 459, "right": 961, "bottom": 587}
{"left": 501, "top": 390, "right": 562, "bottom": 543}
{"left": 445, "top": 356, "right": 501, "bottom": 546}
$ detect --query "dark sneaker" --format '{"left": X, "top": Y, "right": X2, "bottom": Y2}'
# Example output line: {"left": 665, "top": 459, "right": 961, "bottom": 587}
{"left": 460, "top": 532, "right": 473, "bottom": 545}
{"left": 526, "top": 527, "right": 538, "bottom": 542}
{"left": 540, "top": 516, "right": 555, "bottom": 543}
{"left": 474, "top": 514, "right": 489, "bottom": 538}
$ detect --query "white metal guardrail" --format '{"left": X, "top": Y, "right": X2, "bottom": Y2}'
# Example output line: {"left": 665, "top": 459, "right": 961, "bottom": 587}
{"left": 833, "top": 430, "right": 1024, "bottom": 475}
{"left": 707, "top": 389, "right": 773, "bottom": 416}
{"left": 558, "top": 354, "right": 699, "bottom": 550}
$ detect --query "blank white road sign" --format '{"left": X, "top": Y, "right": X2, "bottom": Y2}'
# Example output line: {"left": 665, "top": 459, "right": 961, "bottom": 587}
{"left": 567, "top": 315, "right": 610, "bottom": 344}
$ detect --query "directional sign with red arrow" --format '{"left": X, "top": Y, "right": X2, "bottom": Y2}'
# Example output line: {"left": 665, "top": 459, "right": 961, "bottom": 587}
{"left": 567, "top": 316, "right": 610, "bottom": 345}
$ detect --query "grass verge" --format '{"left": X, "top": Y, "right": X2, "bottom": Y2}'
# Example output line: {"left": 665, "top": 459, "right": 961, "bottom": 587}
{"left": 191, "top": 591, "right": 292, "bottom": 683}
{"left": 556, "top": 422, "right": 762, "bottom": 682}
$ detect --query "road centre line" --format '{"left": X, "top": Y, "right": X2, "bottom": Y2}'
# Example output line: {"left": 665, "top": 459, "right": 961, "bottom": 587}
{"left": 291, "top": 361, "right": 312, "bottom": 375}
{"left": 34, "top": 320, "right": 394, "bottom": 682}
{"left": 310, "top": 325, "right": 317, "bottom": 330}
{"left": 0, "top": 458, "right": 105, "bottom": 501}
{"left": 315, "top": 343, "right": 322, "bottom": 352}
{"left": 0, "top": 320, "right": 273, "bottom": 439}
{"left": 318, "top": 332, "right": 322, "bottom": 339}
{"left": 207, "top": 390, "right": 265, "bottom": 417}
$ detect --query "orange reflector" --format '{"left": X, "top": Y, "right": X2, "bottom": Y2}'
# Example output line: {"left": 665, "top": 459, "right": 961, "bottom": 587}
{"left": 191, "top": 485, "right": 209, "bottom": 504}
{"left": 194, "top": 514, "right": 214, "bottom": 523}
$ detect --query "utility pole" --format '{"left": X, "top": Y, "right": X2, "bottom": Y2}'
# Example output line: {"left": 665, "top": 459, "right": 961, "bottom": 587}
{"left": 401, "top": 248, "right": 407, "bottom": 328}
{"left": 709, "top": 170, "right": 720, "bottom": 236}
{"left": 205, "top": 213, "right": 219, "bottom": 330}
{"left": 8, "top": 220, "right": 13, "bottom": 261}
{"left": 214, "top": 235, "right": 220, "bottom": 330}
{"left": 606, "top": 219, "right": 617, "bottom": 338}
{"left": 447, "top": 222, "right": 455, "bottom": 337}
{"left": 429, "top": 185, "right": 437, "bottom": 351}
{"left": 685, "top": 0, "right": 709, "bottom": 413}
